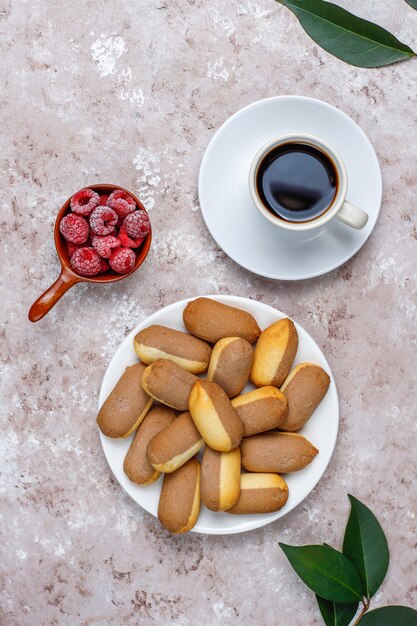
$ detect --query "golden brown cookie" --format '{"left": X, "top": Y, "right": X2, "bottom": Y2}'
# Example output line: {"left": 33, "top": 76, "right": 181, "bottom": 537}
{"left": 226, "top": 473, "right": 289, "bottom": 515}
{"left": 134, "top": 325, "right": 212, "bottom": 374}
{"left": 158, "top": 458, "right": 201, "bottom": 533}
{"left": 97, "top": 363, "right": 153, "bottom": 438}
{"left": 189, "top": 380, "right": 243, "bottom": 452}
{"left": 207, "top": 337, "right": 253, "bottom": 398}
{"left": 231, "top": 386, "right": 288, "bottom": 436}
{"left": 251, "top": 318, "right": 298, "bottom": 388}
{"left": 183, "top": 297, "right": 261, "bottom": 344}
{"left": 241, "top": 432, "right": 318, "bottom": 473}
{"left": 280, "top": 362, "right": 330, "bottom": 431}
{"left": 123, "top": 405, "right": 176, "bottom": 485}
{"left": 141, "top": 359, "right": 198, "bottom": 411}
{"left": 201, "top": 446, "right": 241, "bottom": 512}
{"left": 147, "top": 412, "right": 204, "bottom": 473}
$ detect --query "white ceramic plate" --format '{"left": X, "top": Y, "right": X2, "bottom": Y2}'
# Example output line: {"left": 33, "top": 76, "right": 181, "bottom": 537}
{"left": 198, "top": 96, "right": 382, "bottom": 280}
{"left": 99, "top": 295, "right": 339, "bottom": 535}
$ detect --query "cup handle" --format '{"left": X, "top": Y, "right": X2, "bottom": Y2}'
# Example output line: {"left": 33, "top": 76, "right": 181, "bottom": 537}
{"left": 335, "top": 200, "right": 369, "bottom": 230}
{"left": 28, "top": 266, "right": 81, "bottom": 322}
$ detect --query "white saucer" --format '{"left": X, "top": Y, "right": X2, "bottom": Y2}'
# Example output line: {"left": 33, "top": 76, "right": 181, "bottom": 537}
{"left": 98, "top": 295, "right": 339, "bottom": 535}
{"left": 198, "top": 96, "right": 382, "bottom": 280}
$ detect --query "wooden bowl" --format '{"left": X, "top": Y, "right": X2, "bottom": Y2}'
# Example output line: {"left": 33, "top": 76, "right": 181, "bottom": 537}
{"left": 28, "top": 184, "right": 152, "bottom": 322}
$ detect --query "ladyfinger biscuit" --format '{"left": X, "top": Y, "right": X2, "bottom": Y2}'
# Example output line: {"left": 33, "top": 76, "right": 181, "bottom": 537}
{"left": 97, "top": 363, "right": 153, "bottom": 438}
{"left": 141, "top": 359, "right": 198, "bottom": 411}
{"left": 147, "top": 412, "right": 204, "bottom": 473}
{"left": 251, "top": 318, "right": 298, "bottom": 388}
{"left": 231, "top": 386, "right": 288, "bottom": 436}
{"left": 280, "top": 362, "right": 331, "bottom": 431}
{"left": 201, "top": 446, "right": 241, "bottom": 512}
{"left": 226, "top": 473, "right": 288, "bottom": 515}
{"left": 123, "top": 405, "right": 176, "bottom": 485}
{"left": 158, "top": 458, "right": 201, "bottom": 533}
{"left": 189, "top": 380, "right": 243, "bottom": 452}
{"left": 183, "top": 297, "right": 261, "bottom": 344}
{"left": 241, "top": 432, "right": 318, "bottom": 473}
{"left": 207, "top": 337, "right": 254, "bottom": 398}
{"left": 134, "top": 325, "right": 212, "bottom": 374}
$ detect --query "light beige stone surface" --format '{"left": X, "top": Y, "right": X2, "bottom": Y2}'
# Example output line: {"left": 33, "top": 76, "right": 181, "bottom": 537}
{"left": 1, "top": 0, "right": 416, "bottom": 624}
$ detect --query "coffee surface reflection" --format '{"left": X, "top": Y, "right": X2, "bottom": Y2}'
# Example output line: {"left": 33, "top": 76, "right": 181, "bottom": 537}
{"left": 256, "top": 143, "right": 337, "bottom": 223}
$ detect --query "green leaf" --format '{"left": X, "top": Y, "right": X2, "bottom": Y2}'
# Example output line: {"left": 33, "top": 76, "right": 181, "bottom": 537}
{"left": 316, "top": 595, "right": 358, "bottom": 626}
{"left": 343, "top": 495, "right": 389, "bottom": 599}
{"left": 360, "top": 606, "right": 417, "bottom": 625}
{"left": 276, "top": 0, "right": 416, "bottom": 68}
{"left": 404, "top": 0, "right": 417, "bottom": 9}
{"left": 279, "top": 543, "right": 363, "bottom": 602}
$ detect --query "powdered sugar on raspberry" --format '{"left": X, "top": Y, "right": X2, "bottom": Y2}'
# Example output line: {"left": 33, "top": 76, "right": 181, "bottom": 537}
{"left": 70, "top": 247, "right": 102, "bottom": 276}
{"left": 108, "top": 198, "right": 135, "bottom": 219}
{"left": 109, "top": 247, "right": 136, "bottom": 274}
{"left": 107, "top": 189, "right": 135, "bottom": 208}
{"left": 89, "top": 206, "right": 118, "bottom": 236}
{"left": 91, "top": 234, "right": 121, "bottom": 258}
{"left": 59, "top": 214, "right": 90, "bottom": 244}
{"left": 123, "top": 210, "right": 150, "bottom": 238}
{"left": 107, "top": 190, "right": 136, "bottom": 219}
{"left": 70, "top": 189, "right": 100, "bottom": 216}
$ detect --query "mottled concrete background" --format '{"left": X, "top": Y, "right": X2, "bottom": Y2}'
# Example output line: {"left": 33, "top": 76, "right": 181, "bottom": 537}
{"left": 1, "top": 0, "right": 416, "bottom": 624}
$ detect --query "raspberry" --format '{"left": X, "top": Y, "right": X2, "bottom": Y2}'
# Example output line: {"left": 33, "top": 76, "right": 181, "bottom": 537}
{"left": 99, "top": 194, "right": 110, "bottom": 206}
{"left": 66, "top": 241, "right": 82, "bottom": 257}
{"left": 70, "top": 188, "right": 100, "bottom": 216}
{"left": 123, "top": 210, "right": 150, "bottom": 239}
{"left": 91, "top": 234, "right": 121, "bottom": 258}
{"left": 59, "top": 213, "right": 90, "bottom": 244}
{"left": 100, "top": 259, "right": 109, "bottom": 273}
{"left": 108, "top": 198, "right": 135, "bottom": 219}
{"left": 109, "top": 247, "right": 136, "bottom": 274}
{"left": 70, "top": 247, "right": 102, "bottom": 276}
{"left": 118, "top": 225, "right": 145, "bottom": 249}
{"left": 107, "top": 190, "right": 135, "bottom": 219}
{"left": 89, "top": 206, "right": 118, "bottom": 236}
{"left": 66, "top": 238, "right": 91, "bottom": 258}
{"left": 108, "top": 189, "right": 135, "bottom": 208}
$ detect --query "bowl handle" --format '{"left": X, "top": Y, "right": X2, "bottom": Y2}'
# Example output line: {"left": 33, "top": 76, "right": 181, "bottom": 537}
{"left": 28, "top": 266, "right": 81, "bottom": 322}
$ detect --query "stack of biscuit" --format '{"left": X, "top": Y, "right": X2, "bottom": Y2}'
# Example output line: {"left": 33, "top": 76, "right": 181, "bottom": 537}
{"left": 97, "top": 298, "right": 330, "bottom": 534}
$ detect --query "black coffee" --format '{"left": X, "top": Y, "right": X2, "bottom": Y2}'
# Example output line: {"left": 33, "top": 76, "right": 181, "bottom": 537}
{"left": 256, "top": 142, "right": 337, "bottom": 223}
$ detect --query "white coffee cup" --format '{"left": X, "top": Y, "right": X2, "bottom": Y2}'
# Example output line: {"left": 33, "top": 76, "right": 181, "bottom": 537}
{"left": 249, "top": 133, "right": 369, "bottom": 231}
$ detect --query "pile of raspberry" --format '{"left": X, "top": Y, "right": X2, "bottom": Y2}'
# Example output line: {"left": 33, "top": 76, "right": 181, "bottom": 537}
{"left": 59, "top": 188, "right": 150, "bottom": 277}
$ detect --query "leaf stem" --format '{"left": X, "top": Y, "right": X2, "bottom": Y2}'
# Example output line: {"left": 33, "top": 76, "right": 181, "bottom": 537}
{"left": 352, "top": 599, "right": 370, "bottom": 625}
